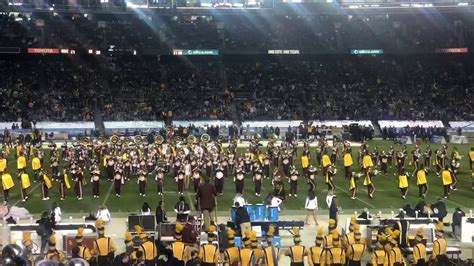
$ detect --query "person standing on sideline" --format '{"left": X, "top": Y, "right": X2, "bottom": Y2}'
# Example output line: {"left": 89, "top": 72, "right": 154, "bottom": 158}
{"left": 235, "top": 202, "right": 251, "bottom": 235}
{"left": 36, "top": 211, "right": 55, "bottom": 256}
{"left": 304, "top": 190, "right": 318, "bottom": 225}
{"left": 197, "top": 177, "right": 217, "bottom": 231}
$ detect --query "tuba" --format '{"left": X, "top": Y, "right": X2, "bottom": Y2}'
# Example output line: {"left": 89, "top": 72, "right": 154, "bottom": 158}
{"left": 270, "top": 134, "right": 278, "bottom": 142}
{"left": 155, "top": 135, "right": 164, "bottom": 145}
{"left": 97, "top": 136, "right": 105, "bottom": 143}
{"left": 201, "top": 134, "right": 210, "bottom": 143}
{"left": 187, "top": 135, "right": 196, "bottom": 145}
{"left": 218, "top": 134, "right": 226, "bottom": 142}
{"left": 254, "top": 133, "right": 262, "bottom": 142}
{"left": 110, "top": 135, "right": 119, "bottom": 145}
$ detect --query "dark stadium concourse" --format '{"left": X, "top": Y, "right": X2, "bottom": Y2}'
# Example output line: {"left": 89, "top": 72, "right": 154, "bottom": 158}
{"left": 1, "top": 3, "right": 474, "bottom": 266}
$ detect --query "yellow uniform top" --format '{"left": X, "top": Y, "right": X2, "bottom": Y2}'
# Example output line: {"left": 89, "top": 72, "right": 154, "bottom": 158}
{"left": 441, "top": 170, "right": 452, "bottom": 186}
{"left": 46, "top": 251, "right": 66, "bottom": 262}
{"left": 301, "top": 156, "right": 309, "bottom": 168}
{"left": 389, "top": 247, "right": 403, "bottom": 265}
{"left": 347, "top": 243, "right": 366, "bottom": 261}
{"left": 263, "top": 246, "right": 280, "bottom": 266}
{"left": 363, "top": 155, "right": 374, "bottom": 169}
{"left": 370, "top": 250, "right": 388, "bottom": 266}
{"left": 139, "top": 241, "right": 158, "bottom": 260}
{"left": 344, "top": 153, "right": 353, "bottom": 167}
{"left": 43, "top": 174, "right": 52, "bottom": 189}
{"left": 32, "top": 157, "right": 41, "bottom": 170}
{"left": 469, "top": 151, "right": 474, "bottom": 162}
{"left": 0, "top": 158, "right": 6, "bottom": 173}
{"left": 171, "top": 241, "right": 187, "bottom": 261}
{"left": 431, "top": 238, "right": 447, "bottom": 260}
{"left": 398, "top": 175, "right": 409, "bottom": 189}
{"left": 416, "top": 170, "right": 427, "bottom": 185}
{"left": 413, "top": 243, "right": 427, "bottom": 263}
{"left": 224, "top": 246, "right": 240, "bottom": 264}
{"left": 343, "top": 232, "right": 355, "bottom": 249}
{"left": 252, "top": 248, "right": 264, "bottom": 263}
{"left": 2, "top": 173, "right": 14, "bottom": 190}
{"left": 199, "top": 243, "right": 218, "bottom": 264}
{"left": 78, "top": 246, "right": 92, "bottom": 261}
{"left": 17, "top": 156, "right": 26, "bottom": 169}
{"left": 325, "top": 247, "right": 346, "bottom": 265}
{"left": 20, "top": 173, "right": 31, "bottom": 189}
{"left": 15, "top": 145, "right": 22, "bottom": 157}
{"left": 308, "top": 246, "right": 325, "bottom": 265}
{"left": 92, "top": 237, "right": 117, "bottom": 256}
{"left": 239, "top": 248, "right": 255, "bottom": 266}
{"left": 322, "top": 155, "right": 331, "bottom": 168}
{"left": 287, "top": 245, "right": 307, "bottom": 263}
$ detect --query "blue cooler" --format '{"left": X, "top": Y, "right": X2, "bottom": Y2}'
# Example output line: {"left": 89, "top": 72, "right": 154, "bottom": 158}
{"left": 231, "top": 207, "right": 237, "bottom": 223}
{"left": 245, "top": 205, "right": 255, "bottom": 221}
{"left": 235, "top": 237, "right": 242, "bottom": 248}
{"left": 267, "top": 206, "right": 279, "bottom": 221}
{"left": 255, "top": 204, "right": 265, "bottom": 221}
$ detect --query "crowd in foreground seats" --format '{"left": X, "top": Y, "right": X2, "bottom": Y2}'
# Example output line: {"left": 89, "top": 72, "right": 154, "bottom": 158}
{"left": 0, "top": 57, "right": 473, "bottom": 122}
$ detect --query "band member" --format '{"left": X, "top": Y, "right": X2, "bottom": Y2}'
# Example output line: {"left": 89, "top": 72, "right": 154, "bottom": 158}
{"left": 22, "top": 232, "right": 35, "bottom": 265}
{"left": 344, "top": 148, "right": 353, "bottom": 179}
{"left": 416, "top": 164, "right": 428, "bottom": 199}
{"left": 192, "top": 167, "right": 201, "bottom": 193}
{"left": 301, "top": 150, "right": 310, "bottom": 176}
{"left": 322, "top": 151, "right": 331, "bottom": 177}
{"left": 388, "top": 230, "right": 404, "bottom": 266}
{"left": 215, "top": 165, "right": 225, "bottom": 195}
{"left": 75, "top": 227, "right": 92, "bottom": 263}
{"left": 325, "top": 230, "right": 345, "bottom": 266}
{"left": 387, "top": 146, "right": 394, "bottom": 168}
{"left": 239, "top": 229, "right": 255, "bottom": 266}
{"left": 412, "top": 228, "right": 427, "bottom": 266}
{"left": 235, "top": 166, "right": 245, "bottom": 195}
{"left": 346, "top": 224, "right": 366, "bottom": 266}
{"left": 199, "top": 225, "right": 219, "bottom": 266}
{"left": 0, "top": 155, "right": 6, "bottom": 174}
{"left": 138, "top": 170, "right": 147, "bottom": 197}
{"left": 263, "top": 154, "right": 271, "bottom": 179}
{"left": 176, "top": 168, "right": 185, "bottom": 195}
{"left": 156, "top": 167, "right": 165, "bottom": 195}
{"left": 412, "top": 146, "right": 421, "bottom": 170}
{"left": 362, "top": 151, "right": 373, "bottom": 173}
{"left": 363, "top": 167, "right": 376, "bottom": 199}
{"left": 441, "top": 166, "right": 453, "bottom": 198}
{"left": 424, "top": 145, "right": 432, "bottom": 169}
{"left": 450, "top": 158, "right": 460, "bottom": 190}
{"left": 106, "top": 157, "right": 115, "bottom": 181}
{"left": 289, "top": 167, "right": 299, "bottom": 197}
{"left": 349, "top": 172, "right": 358, "bottom": 199}
{"left": 379, "top": 151, "right": 388, "bottom": 174}
{"left": 72, "top": 168, "right": 83, "bottom": 200}
{"left": 398, "top": 168, "right": 409, "bottom": 200}
{"left": 51, "top": 154, "right": 59, "bottom": 180}
{"left": 59, "top": 169, "right": 71, "bottom": 201}
{"left": 46, "top": 234, "right": 66, "bottom": 262}
{"left": 17, "top": 152, "right": 27, "bottom": 173}
{"left": 326, "top": 165, "right": 335, "bottom": 192}
{"left": 41, "top": 169, "right": 52, "bottom": 201}
{"left": 308, "top": 227, "right": 325, "bottom": 266}
{"left": 282, "top": 154, "right": 291, "bottom": 177}
{"left": 138, "top": 231, "right": 158, "bottom": 265}
{"left": 92, "top": 219, "right": 117, "bottom": 265}
{"left": 431, "top": 222, "right": 448, "bottom": 266}
{"left": 435, "top": 149, "right": 445, "bottom": 174}
{"left": 169, "top": 223, "right": 188, "bottom": 266}
{"left": 370, "top": 236, "right": 388, "bottom": 266}
{"left": 251, "top": 231, "right": 264, "bottom": 264}
{"left": 285, "top": 227, "right": 308, "bottom": 266}
{"left": 2, "top": 169, "right": 14, "bottom": 202}
{"left": 91, "top": 169, "right": 100, "bottom": 198}
{"left": 469, "top": 147, "right": 474, "bottom": 170}
{"left": 224, "top": 228, "right": 240, "bottom": 266}
{"left": 253, "top": 167, "right": 263, "bottom": 197}
{"left": 114, "top": 170, "right": 123, "bottom": 197}
{"left": 396, "top": 151, "right": 405, "bottom": 175}
{"left": 324, "top": 219, "right": 337, "bottom": 248}
{"left": 32, "top": 153, "right": 42, "bottom": 182}
{"left": 263, "top": 226, "right": 280, "bottom": 266}
{"left": 18, "top": 169, "right": 31, "bottom": 201}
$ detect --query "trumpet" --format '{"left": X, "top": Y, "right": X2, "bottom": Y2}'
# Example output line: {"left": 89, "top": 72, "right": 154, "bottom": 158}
{"left": 254, "top": 133, "right": 261, "bottom": 141}
{"left": 218, "top": 134, "right": 225, "bottom": 142}
{"left": 187, "top": 135, "right": 196, "bottom": 145}
{"left": 270, "top": 134, "right": 278, "bottom": 142}
{"left": 201, "top": 134, "right": 210, "bottom": 143}
{"left": 135, "top": 135, "right": 143, "bottom": 145}
{"left": 110, "top": 135, "right": 119, "bottom": 145}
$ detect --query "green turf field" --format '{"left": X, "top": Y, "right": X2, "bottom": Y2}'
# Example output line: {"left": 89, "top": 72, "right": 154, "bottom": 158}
{"left": 3, "top": 140, "right": 474, "bottom": 215}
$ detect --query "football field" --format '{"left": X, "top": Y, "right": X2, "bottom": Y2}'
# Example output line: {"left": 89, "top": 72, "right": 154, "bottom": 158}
{"left": 3, "top": 140, "right": 474, "bottom": 216}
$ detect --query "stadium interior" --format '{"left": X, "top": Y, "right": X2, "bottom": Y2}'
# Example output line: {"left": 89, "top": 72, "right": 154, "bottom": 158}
{"left": 0, "top": 0, "right": 473, "bottom": 265}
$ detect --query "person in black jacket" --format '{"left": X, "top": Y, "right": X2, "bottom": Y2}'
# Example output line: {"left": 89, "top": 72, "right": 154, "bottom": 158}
{"left": 36, "top": 211, "right": 55, "bottom": 256}
{"left": 234, "top": 202, "right": 250, "bottom": 236}
{"left": 155, "top": 200, "right": 167, "bottom": 225}
{"left": 174, "top": 196, "right": 190, "bottom": 222}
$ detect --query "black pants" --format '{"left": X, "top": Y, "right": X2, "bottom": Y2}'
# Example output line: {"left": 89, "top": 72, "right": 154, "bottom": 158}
{"left": 93, "top": 181, "right": 100, "bottom": 196}
{"left": 367, "top": 184, "right": 374, "bottom": 197}
{"left": 157, "top": 179, "right": 163, "bottom": 193}
{"left": 348, "top": 260, "right": 361, "bottom": 266}
{"left": 42, "top": 184, "right": 49, "bottom": 198}
{"left": 21, "top": 188, "right": 28, "bottom": 200}
{"left": 416, "top": 259, "right": 427, "bottom": 266}
{"left": 144, "top": 259, "right": 157, "bottom": 266}
{"left": 3, "top": 189, "right": 9, "bottom": 201}
{"left": 115, "top": 179, "right": 121, "bottom": 195}
{"left": 344, "top": 166, "right": 351, "bottom": 178}
{"left": 418, "top": 184, "right": 427, "bottom": 198}
{"left": 327, "top": 179, "right": 334, "bottom": 191}
{"left": 97, "top": 255, "right": 111, "bottom": 266}
{"left": 290, "top": 180, "right": 298, "bottom": 195}
{"left": 381, "top": 163, "right": 387, "bottom": 174}
{"left": 59, "top": 182, "right": 66, "bottom": 199}
{"left": 215, "top": 178, "right": 224, "bottom": 194}
{"left": 443, "top": 185, "right": 450, "bottom": 197}
{"left": 400, "top": 187, "right": 408, "bottom": 197}
{"left": 75, "top": 182, "right": 83, "bottom": 198}
{"left": 290, "top": 262, "right": 304, "bottom": 266}
{"left": 139, "top": 181, "right": 146, "bottom": 194}
{"left": 236, "top": 179, "right": 244, "bottom": 194}
{"left": 435, "top": 255, "right": 448, "bottom": 266}
{"left": 177, "top": 179, "right": 184, "bottom": 193}
{"left": 255, "top": 179, "right": 261, "bottom": 194}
